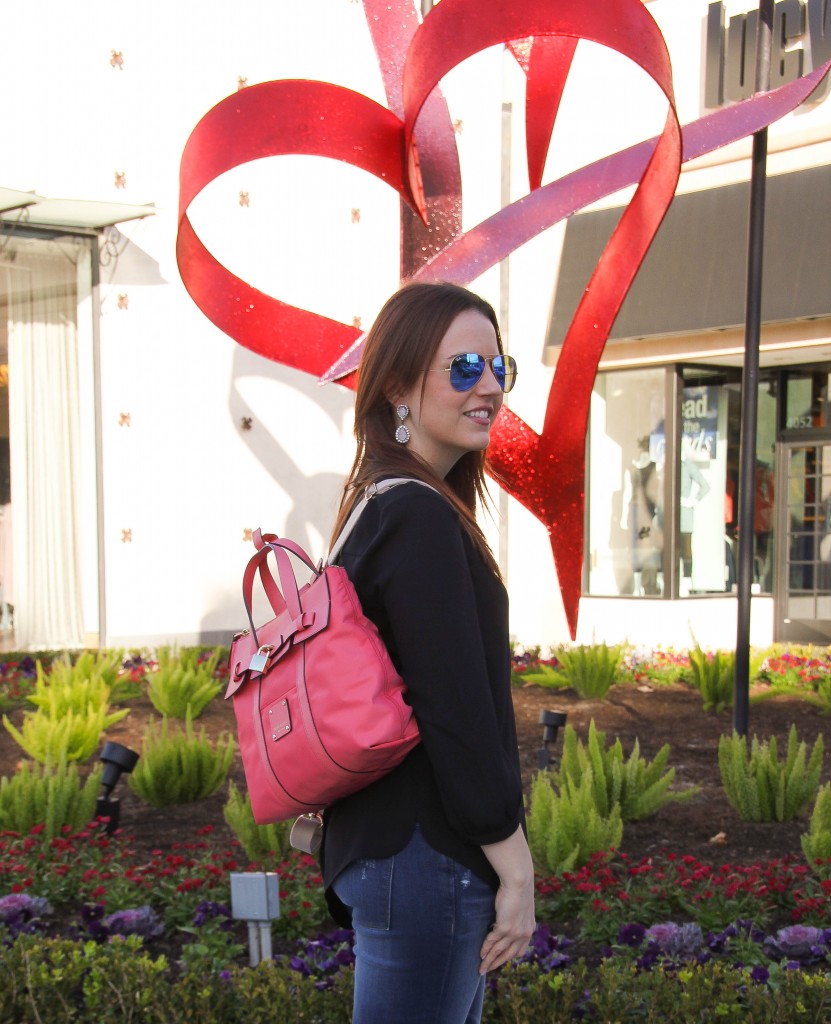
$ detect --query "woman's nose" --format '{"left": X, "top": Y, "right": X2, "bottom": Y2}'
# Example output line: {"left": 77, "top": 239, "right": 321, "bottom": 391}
{"left": 479, "top": 363, "right": 504, "bottom": 396}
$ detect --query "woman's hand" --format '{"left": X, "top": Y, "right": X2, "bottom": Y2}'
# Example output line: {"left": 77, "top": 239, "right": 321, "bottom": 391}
{"left": 478, "top": 876, "right": 536, "bottom": 974}
{"left": 479, "top": 825, "right": 536, "bottom": 974}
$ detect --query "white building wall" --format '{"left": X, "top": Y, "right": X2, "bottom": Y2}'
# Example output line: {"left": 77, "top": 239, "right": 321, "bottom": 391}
{"left": 3, "top": 0, "right": 830, "bottom": 650}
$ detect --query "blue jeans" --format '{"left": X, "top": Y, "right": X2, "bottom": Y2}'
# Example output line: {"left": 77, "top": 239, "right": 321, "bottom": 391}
{"left": 332, "top": 826, "right": 496, "bottom": 1023}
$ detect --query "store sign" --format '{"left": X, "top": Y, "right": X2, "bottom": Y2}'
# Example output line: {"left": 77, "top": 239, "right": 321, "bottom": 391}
{"left": 681, "top": 386, "right": 719, "bottom": 461}
{"left": 705, "top": 0, "right": 830, "bottom": 107}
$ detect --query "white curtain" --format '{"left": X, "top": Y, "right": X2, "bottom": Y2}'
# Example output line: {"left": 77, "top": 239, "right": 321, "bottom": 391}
{"left": 6, "top": 247, "right": 84, "bottom": 648}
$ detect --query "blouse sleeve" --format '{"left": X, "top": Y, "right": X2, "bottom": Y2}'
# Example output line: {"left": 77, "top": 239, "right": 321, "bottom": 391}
{"left": 350, "top": 487, "right": 523, "bottom": 847}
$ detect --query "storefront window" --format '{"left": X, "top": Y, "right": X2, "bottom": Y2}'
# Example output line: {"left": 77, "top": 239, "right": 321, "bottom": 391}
{"left": 681, "top": 369, "right": 775, "bottom": 596}
{"left": 588, "top": 369, "right": 666, "bottom": 596}
{"left": 785, "top": 371, "right": 831, "bottom": 430}
{"left": 589, "top": 365, "right": 776, "bottom": 600}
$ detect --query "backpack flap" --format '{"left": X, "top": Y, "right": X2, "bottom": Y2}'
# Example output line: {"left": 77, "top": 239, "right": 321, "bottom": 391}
{"left": 225, "top": 561, "right": 333, "bottom": 699}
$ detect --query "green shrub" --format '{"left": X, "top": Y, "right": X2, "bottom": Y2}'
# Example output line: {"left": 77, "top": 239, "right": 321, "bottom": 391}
{"left": 546, "top": 643, "right": 621, "bottom": 699}
{"left": 35, "top": 650, "right": 123, "bottom": 696}
{"left": 0, "top": 933, "right": 354, "bottom": 1024}
{"left": 6, "top": 934, "right": 831, "bottom": 1023}
{"left": 128, "top": 712, "right": 234, "bottom": 807}
{"left": 0, "top": 759, "right": 102, "bottom": 837}
{"left": 513, "top": 662, "right": 570, "bottom": 689}
{"left": 487, "top": 959, "right": 831, "bottom": 1024}
{"left": 804, "top": 675, "right": 831, "bottom": 715}
{"left": 527, "top": 769, "right": 623, "bottom": 873}
{"left": 553, "top": 720, "right": 698, "bottom": 822}
{"left": 3, "top": 705, "right": 121, "bottom": 764}
{"left": 2, "top": 653, "right": 130, "bottom": 764}
{"left": 223, "top": 780, "right": 291, "bottom": 861}
{"left": 688, "top": 644, "right": 734, "bottom": 713}
{"left": 147, "top": 646, "right": 224, "bottom": 719}
{"left": 718, "top": 725, "right": 824, "bottom": 822}
{"left": 801, "top": 781, "right": 831, "bottom": 877}
{"left": 27, "top": 668, "right": 129, "bottom": 730}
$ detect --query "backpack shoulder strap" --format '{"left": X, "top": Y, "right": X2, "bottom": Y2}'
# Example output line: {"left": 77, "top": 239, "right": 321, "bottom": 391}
{"left": 327, "top": 478, "right": 439, "bottom": 566}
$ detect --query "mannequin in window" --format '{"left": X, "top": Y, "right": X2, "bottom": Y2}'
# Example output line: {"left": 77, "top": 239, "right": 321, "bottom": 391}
{"left": 754, "top": 459, "right": 774, "bottom": 590}
{"left": 679, "top": 451, "right": 710, "bottom": 596}
{"left": 620, "top": 436, "right": 662, "bottom": 595}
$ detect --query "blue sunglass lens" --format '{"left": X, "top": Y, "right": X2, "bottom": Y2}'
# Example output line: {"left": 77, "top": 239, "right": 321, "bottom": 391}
{"left": 449, "top": 354, "right": 486, "bottom": 391}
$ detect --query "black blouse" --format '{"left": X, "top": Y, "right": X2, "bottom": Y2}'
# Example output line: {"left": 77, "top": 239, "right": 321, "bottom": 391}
{"left": 320, "top": 482, "right": 525, "bottom": 926}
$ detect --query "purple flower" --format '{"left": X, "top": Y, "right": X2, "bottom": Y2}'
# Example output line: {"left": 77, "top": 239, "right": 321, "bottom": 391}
{"left": 288, "top": 956, "right": 312, "bottom": 977}
{"left": 103, "top": 905, "right": 164, "bottom": 941}
{"left": 78, "top": 903, "right": 107, "bottom": 941}
{"left": 645, "top": 922, "right": 703, "bottom": 958}
{"left": 750, "top": 965, "right": 770, "bottom": 984}
{"left": 277, "top": 930, "right": 356, "bottom": 980}
{"left": 0, "top": 893, "right": 51, "bottom": 923}
{"left": 192, "top": 900, "right": 233, "bottom": 930}
{"left": 0, "top": 893, "right": 51, "bottom": 937}
{"left": 763, "top": 925, "right": 828, "bottom": 964}
{"left": 617, "top": 922, "right": 647, "bottom": 947}
{"left": 513, "top": 924, "right": 572, "bottom": 972}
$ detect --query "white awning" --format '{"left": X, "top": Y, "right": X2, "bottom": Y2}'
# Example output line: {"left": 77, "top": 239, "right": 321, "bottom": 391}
{"left": 0, "top": 188, "right": 155, "bottom": 230}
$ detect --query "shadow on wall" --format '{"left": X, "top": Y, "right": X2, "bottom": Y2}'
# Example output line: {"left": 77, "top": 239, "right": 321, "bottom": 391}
{"left": 101, "top": 231, "right": 168, "bottom": 287}
{"left": 198, "top": 341, "right": 355, "bottom": 644}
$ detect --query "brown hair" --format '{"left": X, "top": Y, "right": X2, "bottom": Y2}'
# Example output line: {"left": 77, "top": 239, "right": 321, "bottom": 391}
{"left": 330, "top": 281, "right": 503, "bottom": 576}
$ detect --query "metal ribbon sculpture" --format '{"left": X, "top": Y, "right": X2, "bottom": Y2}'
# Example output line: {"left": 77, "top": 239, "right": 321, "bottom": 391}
{"left": 177, "top": 0, "right": 830, "bottom": 636}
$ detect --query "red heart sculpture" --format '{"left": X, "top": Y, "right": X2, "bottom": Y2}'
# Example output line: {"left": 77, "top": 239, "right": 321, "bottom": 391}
{"left": 177, "top": 0, "right": 830, "bottom": 636}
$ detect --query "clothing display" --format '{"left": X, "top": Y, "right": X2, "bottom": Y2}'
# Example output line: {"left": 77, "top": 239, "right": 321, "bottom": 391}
{"left": 680, "top": 458, "right": 710, "bottom": 534}
{"left": 320, "top": 483, "right": 524, "bottom": 927}
{"left": 621, "top": 453, "right": 663, "bottom": 593}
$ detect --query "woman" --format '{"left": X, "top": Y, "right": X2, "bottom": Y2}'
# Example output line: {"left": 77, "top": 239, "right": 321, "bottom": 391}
{"left": 322, "top": 281, "right": 535, "bottom": 1023}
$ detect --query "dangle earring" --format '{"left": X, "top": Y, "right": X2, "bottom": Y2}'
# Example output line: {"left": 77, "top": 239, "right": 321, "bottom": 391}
{"left": 394, "top": 404, "right": 410, "bottom": 444}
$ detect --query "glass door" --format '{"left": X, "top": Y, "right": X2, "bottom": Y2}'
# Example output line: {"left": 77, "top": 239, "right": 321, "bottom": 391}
{"left": 776, "top": 436, "right": 831, "bottom": 642}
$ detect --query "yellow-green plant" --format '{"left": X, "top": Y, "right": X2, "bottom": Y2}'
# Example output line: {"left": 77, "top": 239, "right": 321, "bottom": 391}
{"left": 2, "top": 651, "right": 130, "bottom": 763}
{"left": 718, "top": 725, "right": 824, "bottom": 822}
{"left": 147, "top": 646, "right": 224, "bottom": 719}
{"left": 527, "top": 769, "right": 623, "bottom": 873}
{"left": 3, "top": 705, "right": 121, "bottom": 764}
{"left": 223, "top": 781, "right": 291, "bottom": 861}
{"left": 546, "top": 643, "right": 622, "bottom": 700}
{"left": 128, "top": 712, "right": 234, "bottom": 807}
{"left": 513, "top": 663, "right": 570, "bottom": 689}
{"left": 553, "top": 720, "right": 698, "bottom": 822}
{"left": 688, "top": 644, "right": 734, "bottom": 713}
{"left": 802, "top": 782, "right": 831, "bottom": 877}
{"left": 0, "top": 759, "right": 102, "bottom": 837}
{"left": 34, "top": 650, "right": 124, "bottom": 696}
{"left": 26, "top": 667, "right": 128, "bottom": 729}
{"left": 804, "top": 675, "right": 831, "bottom": 715}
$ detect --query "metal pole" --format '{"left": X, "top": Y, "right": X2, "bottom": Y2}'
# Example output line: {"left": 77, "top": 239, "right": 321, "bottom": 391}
{"left": 734, "top": 0, "right": 774, "bottom": 737}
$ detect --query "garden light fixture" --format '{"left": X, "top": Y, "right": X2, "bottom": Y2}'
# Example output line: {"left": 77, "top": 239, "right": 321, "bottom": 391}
{"left": 96, "top": 741, "right": 140, "bottom": 834}
{"left": 537, "top": 709, "right": 568, "bottom": 770}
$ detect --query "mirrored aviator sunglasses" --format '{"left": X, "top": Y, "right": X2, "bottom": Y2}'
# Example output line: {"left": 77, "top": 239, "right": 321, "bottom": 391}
{"left": 445, "top": 353, "right": 518, "bottom": 393}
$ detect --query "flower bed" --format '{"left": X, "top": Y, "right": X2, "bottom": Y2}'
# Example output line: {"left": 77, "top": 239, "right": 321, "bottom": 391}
{"left": 3, "top": 645, "right": 831, "bottom": 1018}
{"left": 3, "top": 824, "right": 831, "bottom": 1020}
